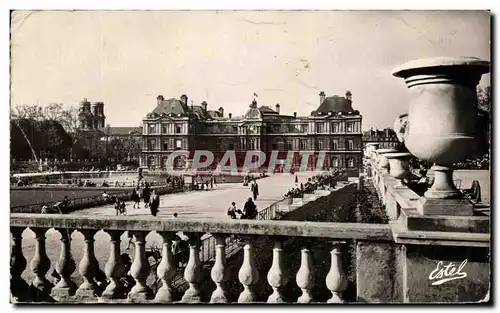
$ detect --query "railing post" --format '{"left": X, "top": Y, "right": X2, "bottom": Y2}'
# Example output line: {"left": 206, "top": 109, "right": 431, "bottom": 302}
{"left": 238, "top": 237, "right": 259, "bottom": 303}
{"left": 75, "top": 229, "right": 99, "bottom": 299}
{"left": 210, "top": 234, "right": 229, "bottom": 303}
{"left": 10, "top": 227, "right": 28, "bottom": 301}
{"left": 267, "top": 238, "right": 287, "bottom": 303}
{"left": 128, "top": 231, "right": 153, "bottom": 301}
{"left": 51, "top": 228, "right": 76, "bottom": 299}
{"left": 181, "top": 232, "right": 202, "bottom": 303}
{"left": 325, "top": 241, "right": 347, "bottom": 303}
{"left": 154, "top": 232, "right": 177, "bottom": 303}
{"left": 101, "top": 230, "right": 124, "bottom": 299}
{"left": 296, "top": 246, "right": 314, "bottom": 303}
{"left": 30, "top": 228, "right": 52, "bottom": 293}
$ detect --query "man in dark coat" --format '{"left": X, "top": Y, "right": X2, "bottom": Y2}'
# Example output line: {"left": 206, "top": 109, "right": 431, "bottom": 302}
{"left": 252, "top": 181, "right": 259, "bottom": 200}
{"left": 143, "top": 184, "right": 151, "bottom": 208}
{"left": 149, "top": 189, "right": 160, "bottom": 216}
{"left": 243, "top": 197, "right": 257, "bottom": 220}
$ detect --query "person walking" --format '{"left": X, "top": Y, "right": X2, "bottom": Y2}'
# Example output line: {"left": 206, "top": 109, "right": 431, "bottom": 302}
{"left": 252, "top": 181, "right": 259, "bottom": 201}
{"left": 243, "top": 197, "right": 258, "bottom": 220}
{"left": 143, "top": 183, "right": 151, "bottom": 208}
{"left": 149, "top": 189, "right": 160, "bottom": 217}
{"left": 131, "top": 187, "right": 140, "bottom": 209}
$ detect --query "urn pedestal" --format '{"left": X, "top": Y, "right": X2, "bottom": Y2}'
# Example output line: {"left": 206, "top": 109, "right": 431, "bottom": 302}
{"left": 393, "top": 57, "right": 490, "bottom": 215}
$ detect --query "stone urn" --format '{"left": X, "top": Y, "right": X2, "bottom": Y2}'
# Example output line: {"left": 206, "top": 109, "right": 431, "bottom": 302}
{"left": 393, "top": 57, "right": 490, "bottom": 198}
{"left": 375, "top": 148, "right": 397, "bottom": 172}
{"left": 385, "top": 152, "right": 412, "bottom": 187}
{"left": 365, "top": 143, "right": 379, "bottom": 160}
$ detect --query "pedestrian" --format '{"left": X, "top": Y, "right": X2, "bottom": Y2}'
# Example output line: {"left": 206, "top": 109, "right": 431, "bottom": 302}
{"left": 41, "top": 204, "right": 48, "bottom": 214}
{"left": 227, "top": 202, "right": 238, "bottom": 219}
{"left": 243, "top": 197, "right": 258, "bottom": 220}
{"left": 252, "top": 181, "right": 259, "bottom": 201}
{"left": 149, "top": 189, "right": 160, "bottom": 217}
{"left": 210, "top": 177, "right": 214, "bottom": 189}
{"left": 143, "top": 184, "right": 151, "bottom": 208}
{"left": 131, "top": 187, "right": 140, "bottom": 209}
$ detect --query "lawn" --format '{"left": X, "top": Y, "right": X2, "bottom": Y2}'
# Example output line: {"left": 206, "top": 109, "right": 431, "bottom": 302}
{"left": 10, "top": 189, "right": 111, "bottom": 207}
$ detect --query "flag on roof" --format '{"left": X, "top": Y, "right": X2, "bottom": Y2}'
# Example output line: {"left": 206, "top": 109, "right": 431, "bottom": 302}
{"left": 253, "top": 92, "right": 258, "bottom": 98}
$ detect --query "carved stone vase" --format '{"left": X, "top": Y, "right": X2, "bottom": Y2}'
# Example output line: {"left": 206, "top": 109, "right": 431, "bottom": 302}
{"left": 375, "top": 148, "right": 397, "bottom": 172}
{"left": 385, "top": 152, "right": 412, "bottom": 187}
{"left": 392, "top": 57, "right": 490, "bottom": 199}
{"left": 365, "top": 143, "right": 379, "bottom": 160}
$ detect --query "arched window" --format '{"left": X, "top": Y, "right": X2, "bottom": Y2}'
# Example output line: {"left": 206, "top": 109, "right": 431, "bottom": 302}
{"left": 148, "top": 156, "right": 156, "bottom": 169}
{"left": 347, "top": 157, "right": 354, "bottom": 168}
{"left": 331, "top": 157, "right": 339, "bottom": 167}
{"left": 161, "top": 157, "right": 169, "bottom": 170}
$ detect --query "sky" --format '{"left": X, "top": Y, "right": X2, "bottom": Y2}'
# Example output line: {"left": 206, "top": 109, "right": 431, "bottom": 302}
{"left": 10, "top": 10, "right": 491, "bottom": 129}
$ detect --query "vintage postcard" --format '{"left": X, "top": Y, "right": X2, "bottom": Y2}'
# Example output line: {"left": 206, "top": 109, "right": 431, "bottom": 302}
{"left": 9, "top": 10, "right": 491, "bottom": 304}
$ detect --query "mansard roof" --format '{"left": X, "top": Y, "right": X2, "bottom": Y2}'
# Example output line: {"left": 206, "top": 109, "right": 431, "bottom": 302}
{"left": 312, "top": 95, "right": 355, "bottom": 116}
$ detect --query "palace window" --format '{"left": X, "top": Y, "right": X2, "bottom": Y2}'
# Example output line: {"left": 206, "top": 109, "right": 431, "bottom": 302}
{"left": 148, "top": 139, "right": 156, "bottom": 151}
{"left": 272, "top": 143, "right": 277, "bottom": 150}
{"left": 175, "top": 139, "right": 182, "bottom": 150}
{"left": 348, "top": 140, "right": 354, "bottom": 151}
{"left": 346, "top": 122, "right": 353, "bottom": 133}
{"left": 286, "top": 140, "right": 293, "bottom": 151}
{"left": 148, "top": 124, "right": 156, "bottom": 134}
{"left": 316, "top": 123, "right": 324, "bottom": 133}
{"left": 332, "top": 140, "right": 339, "bottom": 151}
{"left": 161, "top": 124, "right": 168, "bottom": 134}
{"left": 229, "top": 143, "right": 235, "bottom": 150}
{"left": 300, "top": 140, "right": 307, "bottom": 151}
{"left": 317, "top": 140, "right": 324, "bottom": 151}
{"left": 347, "top": 157, "right": 355, "bottom": 168}
{"left": 162, "top": 140, "right": 168, "bottom": 151}
{"left": 175, "top": 125, "right": 182, "bottom": 134}
{"left": 331, "top": 157, "right": 339, "bottom": 167}
{"left": 332, "top": 122, "right": 340, "bottom": 133}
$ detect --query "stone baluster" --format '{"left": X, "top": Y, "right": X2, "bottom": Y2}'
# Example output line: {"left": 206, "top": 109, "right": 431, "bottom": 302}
{"left": 325, "top": 242, "right": 347, "bottom": 303}
{"left": 101, "top": 230, "right": 124, "bottom": 299}
{"left": 10, "top": 227, "right": 28, "bottom": 301}
{"left": 129, "top": 231, "right": 153, "bottom": 301}
{"left": 296, "top": 247, "right": 314, "bottom": 303}
{"left": 181, "top": 233, "right": 202, "bottom": 303}
{"left": 30, "top": 228, "right": 52, "bottom": 292}
{"left": 267, "top": 238, "right": 287, "bottom": 303}
{"left": 51, "top": 229, "right": 76, "bottom": 299}
{"left": 210, "top": 234, "right": 229, "bottom": 303}
{"left": 76, "top": 229, "right": 99, "bottom": 298}
{"left": 238, "top": 237, "right": 259, "bottom": 303}
{"left": 154, "top": 232, "right": 177, "bottom": 303}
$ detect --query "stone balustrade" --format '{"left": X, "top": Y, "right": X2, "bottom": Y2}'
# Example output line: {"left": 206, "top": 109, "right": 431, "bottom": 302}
{"left": 10, "top": 213, "right": 392, "bottom": 303}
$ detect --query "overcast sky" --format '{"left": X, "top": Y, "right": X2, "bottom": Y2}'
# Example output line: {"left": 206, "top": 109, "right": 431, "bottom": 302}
{"left": 10, "top": 10, "right": 490, "bottom": 129}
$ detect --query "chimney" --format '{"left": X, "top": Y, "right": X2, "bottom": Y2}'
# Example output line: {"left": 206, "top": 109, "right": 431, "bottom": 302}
{"left": 201, "top": 101, "right": 208, "bottom": 111}
{"left": 180, "top": 94, "right": 188, "bottom": 105}
{"left": 345, "top": 90, "right": 352, "bottom": 101}
{"left": 293, "top": 112, "right": 297, "bottom": 118}
{"left": 218, "top": 107, "right": 224, "bottom": 117}
{"left": 319, "top": 91, "right": 326, "bottom": 104}
{"left": 275, "top": 103, "right": 280, "bottom": 114}
{"left": 157, "top": 95, "right": 164, "bottom": 105}
{"left": 228, "top": 113, "right": 232, "bottom": 119}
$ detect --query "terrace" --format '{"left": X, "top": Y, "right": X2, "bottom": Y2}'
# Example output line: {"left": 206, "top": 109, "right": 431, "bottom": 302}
{"left": 10, "top": 57, "right": 491, "bottom": 304}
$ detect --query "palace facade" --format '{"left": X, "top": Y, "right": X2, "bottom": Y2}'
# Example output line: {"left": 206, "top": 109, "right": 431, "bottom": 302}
{"left": 140, "top": 91, "right": 363, "bottom": 172}
{"left": 362, "top": 128, "right": 399, "bottom": 149}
